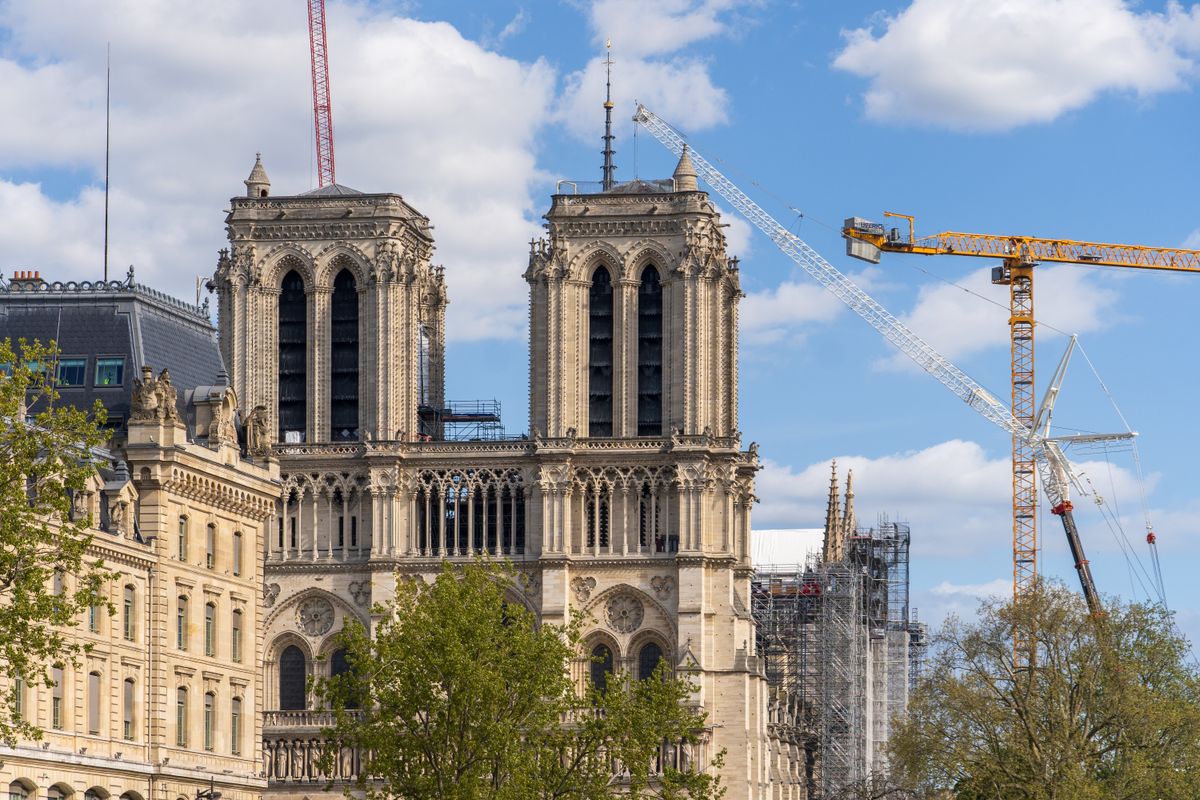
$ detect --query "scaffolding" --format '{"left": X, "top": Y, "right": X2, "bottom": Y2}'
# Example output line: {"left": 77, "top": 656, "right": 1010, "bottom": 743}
{"left": 418, "top": 399, "right": 506, "bottom": 441}
{"left": 751, "top": 517, "right": 914, "bottom": 800}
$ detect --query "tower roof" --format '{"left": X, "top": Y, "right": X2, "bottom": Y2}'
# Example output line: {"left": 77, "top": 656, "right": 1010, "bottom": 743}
{"left": 673, "top": 145, "right": 698, "bottom": 192}
{"left": 244, "top": 153, "right": 270, "bottom": 197}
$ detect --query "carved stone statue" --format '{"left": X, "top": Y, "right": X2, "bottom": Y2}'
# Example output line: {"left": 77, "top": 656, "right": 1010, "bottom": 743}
{"left": 155, "top": 368, "right": 180, "bottom": 422}
{"left": 130, "top": 366, "right": 159, "bottom": 421}
{"left": 243, "top": 404, "right": 273, "bottom": 457}
{"left": 108, "top": 499, "right": 127, "bottom": 536}
{"left": 208, "top": 390, "right": 238, "bottom": 445}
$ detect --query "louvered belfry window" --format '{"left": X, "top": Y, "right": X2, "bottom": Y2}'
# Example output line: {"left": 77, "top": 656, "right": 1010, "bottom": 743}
{"left": 278, "top": 270, "right": 308, "bottom": 439}
{"left": 588, "top": 266, "right": 614, "bottom": 437}
{"left": 637, "top": 266, "right": 663, "bottom": 436}
{"left": 330, "top": 268, "right": 359, "bottom": 440}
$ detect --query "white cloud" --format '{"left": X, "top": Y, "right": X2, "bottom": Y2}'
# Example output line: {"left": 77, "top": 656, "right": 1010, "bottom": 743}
{"left": 740, "top": 280, "right": 845, "bottom": 345}
{"left": 1185, "top": 229, "right": 1200, "bottom": 249}
{"left": 739, "top": 267, "right": 879, "bottom": 346}
{"left": 833, "top": 0, "right": 1200, "bottom": 131}
{"left": 754, "top": 440, "right": 1145, "bottom": 559}
{"left": 557, "top": 54, "right": 729, "bottom": 147}
{"left": 589, "top": 0, "right": 747, "bottom": 58}
{"left": 878, "top": 265, "right": 1120, "bottom": 370}
{"left": 0, "top": 2, "right": 556, "bottom": 341}
{"left": 556, "top": 1, "right": 758, "bottom": 148}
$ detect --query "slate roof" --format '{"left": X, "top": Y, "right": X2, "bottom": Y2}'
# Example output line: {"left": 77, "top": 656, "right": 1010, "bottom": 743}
{"left": 0, "top": 273, "right": 225, "bottom": 426}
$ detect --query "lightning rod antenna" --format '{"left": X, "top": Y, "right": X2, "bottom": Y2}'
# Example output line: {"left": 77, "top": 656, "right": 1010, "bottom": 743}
{"left": 103, "top": 43, "right": 111, "bottom": 282}
{"left": 601, "top": 40, "right": 616, "bottom": 191}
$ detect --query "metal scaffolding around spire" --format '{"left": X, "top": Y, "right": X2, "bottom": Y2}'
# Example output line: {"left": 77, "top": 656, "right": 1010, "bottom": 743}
{"left": 601, "top": 40, "right": 616, "bottom": 190}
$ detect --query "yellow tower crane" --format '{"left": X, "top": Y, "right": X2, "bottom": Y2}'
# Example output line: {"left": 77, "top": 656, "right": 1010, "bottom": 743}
{"left": 843, "top": 214, "right": 1200, "bottom": 629}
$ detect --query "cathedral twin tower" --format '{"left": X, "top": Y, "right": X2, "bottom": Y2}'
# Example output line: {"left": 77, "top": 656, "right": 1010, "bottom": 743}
{"left": 210, "top": 146, "right": 800, "bottom": 796}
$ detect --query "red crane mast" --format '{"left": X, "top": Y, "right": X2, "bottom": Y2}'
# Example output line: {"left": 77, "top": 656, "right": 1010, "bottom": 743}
{"left": 307, "top": 0, "right": 336, "bottom": 187}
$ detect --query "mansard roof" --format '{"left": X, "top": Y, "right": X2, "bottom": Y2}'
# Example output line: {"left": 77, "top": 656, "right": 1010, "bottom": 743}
{"left": 0, "top": 271, "right": 225, "bottom": 426}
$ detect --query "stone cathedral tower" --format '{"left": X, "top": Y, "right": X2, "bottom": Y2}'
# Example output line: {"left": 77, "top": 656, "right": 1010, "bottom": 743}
{"left": 215, "top": 149, "right": 802, "bottom": 798}
{"left": 211, "top": 156, "right": 447, "bottom": 445}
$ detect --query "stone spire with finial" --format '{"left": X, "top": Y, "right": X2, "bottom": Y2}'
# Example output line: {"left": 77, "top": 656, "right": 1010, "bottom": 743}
{"left": 245, "top": 153, "right": 270, "bottom": 198}
{"left": 601, "top": 40, "right": 617, "bottom": 191}
{"left": 673, "top": 144, "right": 698, "bottom": 191}
{"left": 822, "top": 460, "right": 844, "bottom": 563}
{"left": 842, "top": 469, "right": 856, "bottom": 539}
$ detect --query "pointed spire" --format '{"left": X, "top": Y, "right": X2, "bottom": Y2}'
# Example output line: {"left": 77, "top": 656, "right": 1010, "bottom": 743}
{"left": 673, "top": 144, "right": 698, "bottom": 192}
{"left": 601, "top": 41, "right": 617, "bottom": 191}
{"left": 822, "top": 460, "right": 843, "bottom": 563}
{"left": 842, "top": 469, "right": 856, "bottom": 538}
{"left": 245, "top": 153, "right": 270, "bottom": 198}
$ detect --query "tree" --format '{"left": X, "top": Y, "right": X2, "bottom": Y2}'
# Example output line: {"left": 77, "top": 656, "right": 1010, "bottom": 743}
{"left": 316, "top": 560, "right": 724, "bottom": 800}
{"left": 0, "top": 338, "right": 112, "bottom": 745}
{"left": 890, "top": 581, "right": 1200, "bottom": 800}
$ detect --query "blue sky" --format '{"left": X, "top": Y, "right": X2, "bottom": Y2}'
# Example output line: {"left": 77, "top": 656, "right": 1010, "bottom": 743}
{"left": 2, "top": 0, "right": 1198, "bottom": 645}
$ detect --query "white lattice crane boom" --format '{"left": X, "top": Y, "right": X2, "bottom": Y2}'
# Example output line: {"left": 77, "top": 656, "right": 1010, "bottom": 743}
{"left": 631, "top": 105, "right": 1124, "bottom": 638}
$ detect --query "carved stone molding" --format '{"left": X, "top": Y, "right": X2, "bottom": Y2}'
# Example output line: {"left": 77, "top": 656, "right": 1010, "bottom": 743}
{"left": 650, "top": 576, "right": 674, "bottom": 601}
{"left": 571, "top": 576, "right": 596, "bottom": 603}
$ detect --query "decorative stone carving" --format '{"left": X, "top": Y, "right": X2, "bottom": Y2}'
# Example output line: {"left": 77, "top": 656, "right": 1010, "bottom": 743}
{"left": 347, "top": 581, "right": 370, "bottom": 607}
{"left": 263, "top": 582, "right": 280, "bottom": 607}
{"left": 131, "top": 365, "right": 180, "bottom": 423}
{"left": 605, "top": 593, "right": 644, "bottom": 634}
{"left": 297, "top": 596, "right": 336, "bottom": 636}
{"left": 244, "top": 404, "right": 273, "bottom": 457}
{"left": 650, "top": 576, "right": 674, "bottom": 600}
{"left": 208, "top": 388, "right": 238, "bottom": 445}
{"left": 131, "top": 366, "right": 159, "bottom": 421}
{"left": 156, "top": 368, "right": 179, "bottom": 422}
{"left": 571, "top": 576, "right": 596, "bottom": 603}
{"left": 108, "top": 499, "right": 129, "bottom": 537}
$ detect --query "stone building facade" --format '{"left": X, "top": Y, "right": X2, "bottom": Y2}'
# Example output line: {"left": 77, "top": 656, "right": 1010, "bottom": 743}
{"left": 0, "top": 278, "right": 281, "bottom": 800}
{"left": 211, "top": 152, "right": 804, "bottom": 799}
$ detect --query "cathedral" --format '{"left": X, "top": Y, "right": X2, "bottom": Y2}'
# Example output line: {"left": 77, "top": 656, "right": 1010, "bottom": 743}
{"left": 216, "top": 145, "right": 804, "bottom": 798}
{"left": 0, "top": 126, "right": 851, "bottom": 800}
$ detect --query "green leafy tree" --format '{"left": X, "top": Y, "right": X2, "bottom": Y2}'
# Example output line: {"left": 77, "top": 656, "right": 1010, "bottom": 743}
{"left": 315, "top": 560, "right": 724, "bottom": 800}
{"left": 890, "top": 581, "right": 1200, "bottom": 800}
{"left": 0, "top": 338, "right": 112, "bottom": 745}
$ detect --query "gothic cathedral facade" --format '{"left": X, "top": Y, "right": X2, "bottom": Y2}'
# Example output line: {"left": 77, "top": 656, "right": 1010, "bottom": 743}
{"left": 212, "top": 152, "right": 803, "bottom": 798}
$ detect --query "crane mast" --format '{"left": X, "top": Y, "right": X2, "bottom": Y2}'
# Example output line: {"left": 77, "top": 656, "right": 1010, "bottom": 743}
{"left": 632, "top": 105, "right": 1124, "bottom": 655}
{"left": 307, "top": 0, "right": 336, "bottom": 187}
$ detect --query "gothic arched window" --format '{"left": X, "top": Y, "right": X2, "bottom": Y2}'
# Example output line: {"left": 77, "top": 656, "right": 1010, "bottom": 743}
{"left": 638, "top": 642, "right": 665, "bottom": 681}
{"left": 637, "top": 265, "right": 663, "bottom": 436}
{"left": 588, "top": 266, "right": 614, "bottom": 437}
{"left": 330, "top": 268, "right": 359, "bottom": 440}
{"left": 279, "top": 645, "right": 307, "bottom": 711}
{"left": 278, "top": 270, "right": 308, "bottom": 440}
{"left": 590, "top": 643, "right": 614, "bottom": 693}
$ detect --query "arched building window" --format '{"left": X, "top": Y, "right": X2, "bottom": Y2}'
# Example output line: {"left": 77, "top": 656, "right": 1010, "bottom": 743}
{"left": 637, "top": 642, "right": 665, "bottom": 681}
{"left": 589, "top": 643, "right": 614, "bottom": 694}
{"left": 8, "top": 783, "right": 28, "bottom": 800}
{"left": 637, "top": 266, "right": 663, "bottom": 436}
{"left": 330, "top": 268, "right": 359, "bottom": 440}
{"left": 279, "top": 645, "right": 307, "bottom": 711}
{"left": 278, "top": 269, "right": 308, "bottom": 440}
{"left": 588, "top": 266, "right": 614, "bottom": 437}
